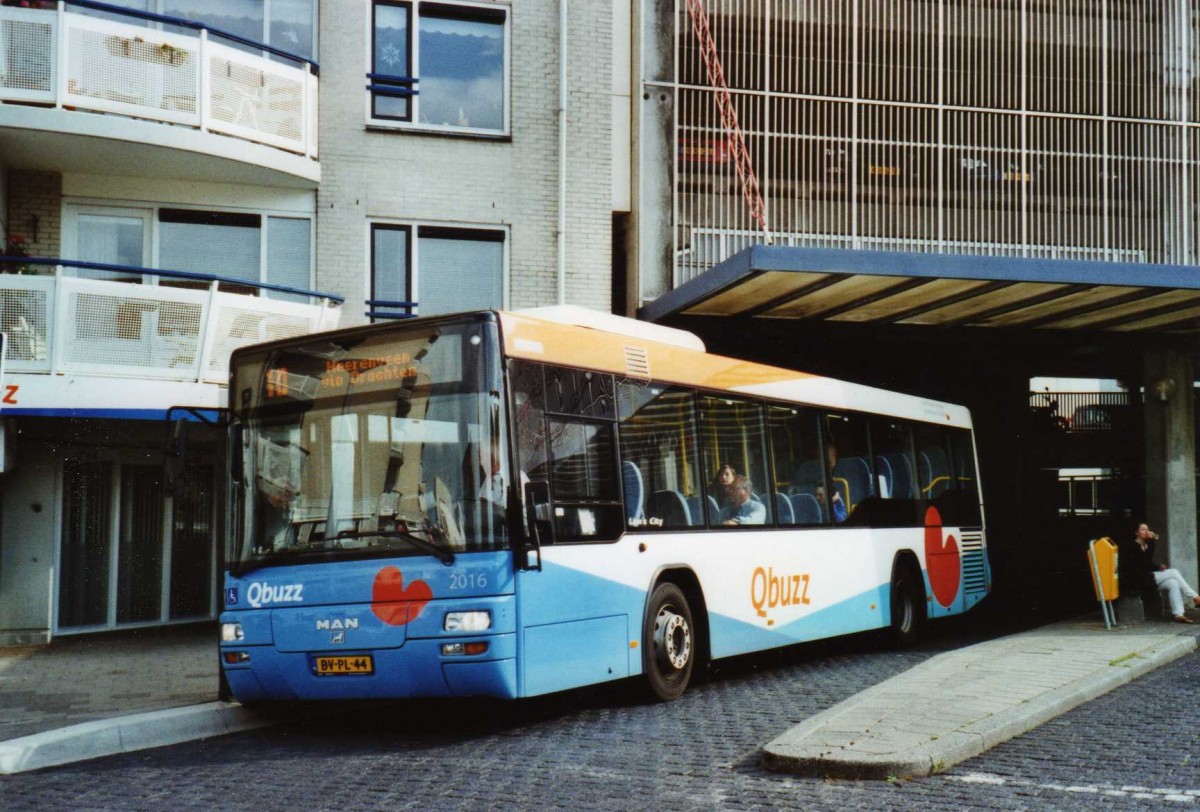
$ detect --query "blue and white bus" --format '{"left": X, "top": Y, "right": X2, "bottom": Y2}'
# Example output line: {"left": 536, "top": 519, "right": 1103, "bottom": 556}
{"left": 220, "top": 306, "right": 989, "bottom": 702}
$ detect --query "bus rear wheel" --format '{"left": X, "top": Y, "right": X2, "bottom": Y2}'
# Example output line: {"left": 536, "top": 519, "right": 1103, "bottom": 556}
{"left": 889, "top": 565, "right": 925, "bottom": 648}
{"left": 643, "top": 582, "right": 694, "bottom": 701}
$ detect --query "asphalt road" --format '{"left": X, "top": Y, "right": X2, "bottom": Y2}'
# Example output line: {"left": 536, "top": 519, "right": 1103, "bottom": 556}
{"left": 1, "top": 619, "right": 1196, "bottom": 811}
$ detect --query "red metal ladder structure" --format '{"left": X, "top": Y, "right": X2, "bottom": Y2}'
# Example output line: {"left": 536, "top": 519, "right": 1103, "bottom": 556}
{"left": 683, "top": 0, "right": 772, "bottom": 243}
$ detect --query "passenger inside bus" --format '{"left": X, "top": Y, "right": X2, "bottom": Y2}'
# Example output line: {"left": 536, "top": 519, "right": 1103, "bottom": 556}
{"left": 719, "top": 475, "right": 766, "bottom": 525}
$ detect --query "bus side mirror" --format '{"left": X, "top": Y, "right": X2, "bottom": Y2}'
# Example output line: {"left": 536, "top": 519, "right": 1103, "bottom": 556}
{"left": 521, "top": 479, "right": 552, "bottom": 571}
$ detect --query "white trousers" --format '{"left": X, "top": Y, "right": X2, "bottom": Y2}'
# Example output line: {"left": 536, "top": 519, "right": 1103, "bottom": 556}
{"left": 1154, "top": 569, "right": 1200, "bottom": 617}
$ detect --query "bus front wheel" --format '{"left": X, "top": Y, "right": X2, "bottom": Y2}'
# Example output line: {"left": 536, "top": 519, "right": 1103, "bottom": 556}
{"left": 889, "top": 566, "right": 925, "bottom": 648}
{"left": 643, "top": 582, "right": 694, "bottom": 701}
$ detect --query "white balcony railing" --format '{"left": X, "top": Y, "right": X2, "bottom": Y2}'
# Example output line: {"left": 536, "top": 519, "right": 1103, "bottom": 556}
{"left": 0, "top": 272, "right": 340, "bottom": 385}
{"left": 0, "top": 2, "right": 318, "bottom": 159}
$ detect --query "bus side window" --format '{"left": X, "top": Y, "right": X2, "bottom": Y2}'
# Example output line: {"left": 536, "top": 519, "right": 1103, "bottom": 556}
{"left": 699, "top": 395, "right": 772, "bottom": 527}
{"left": 618, "top": 383, "right": 702, "bottom": 531}
{"left": 767, "top": 405, "right": 824, "bottom": 526}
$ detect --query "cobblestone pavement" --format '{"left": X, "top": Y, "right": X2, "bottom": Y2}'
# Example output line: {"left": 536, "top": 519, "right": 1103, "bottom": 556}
{"left": 1, "top": 619, "right": 1195, "bottom": 811}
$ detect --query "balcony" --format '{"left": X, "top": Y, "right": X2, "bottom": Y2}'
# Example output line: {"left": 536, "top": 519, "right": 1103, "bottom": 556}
{"left": 0, "top": 259, "right": 340, "bottom": 417}
{"left": 0, "top": 1, "right": 318, "bottom": 185}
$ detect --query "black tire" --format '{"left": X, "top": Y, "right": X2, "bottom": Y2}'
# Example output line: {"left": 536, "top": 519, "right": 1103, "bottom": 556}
{"left": 889, "top": 566, "right": 925, "bottom": 648}
{"left": 642, "top": 582, "right": 695, "bottom": 701}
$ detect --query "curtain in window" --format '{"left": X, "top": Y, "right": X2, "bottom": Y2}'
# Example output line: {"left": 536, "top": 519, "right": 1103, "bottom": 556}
{"left": 418, "top": 231, "right": 502, "bottom": 316}
{"left": 267, "top": 216, "right": 311, "bottom": 299}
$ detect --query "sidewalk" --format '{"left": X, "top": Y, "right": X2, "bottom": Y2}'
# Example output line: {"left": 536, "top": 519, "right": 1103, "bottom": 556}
{"left": 0, "top": 623, "right": 272, "bottom": 775}
{"left": 762, "top": 614, "right": 1200, "bottom": 779}
{"left": 1, "top": 614, "right": 1196, "bottom": 777}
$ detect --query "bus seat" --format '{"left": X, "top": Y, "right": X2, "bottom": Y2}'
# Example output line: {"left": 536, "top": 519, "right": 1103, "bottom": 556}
{"left": 773, "top": 492, "right": 795, "bottom": 525}
{"left": 686, "top": 495, "right": 703, "bottom": 525}
{"left": 649, "top": 489, "right": 693, "bottom": 527}
{"left": 790, "top": 492, "right": 823, "bottom": 524}
{"left": 792, "top": 459, "right": 823, "bottom": 487}
{"left": 622, "top": 460, "right": 645, "bottom": 521}
{"left": 706, "top": 494, "right": 721, "bottom": 524}
{"left": 884, "top": 452, "right": 915, "bottom": 499}
{"left": 919, "top": 449, "right": 951, "bottom": 499}
{"left": 833, "top": 457, "right": 873, "bottom": 509}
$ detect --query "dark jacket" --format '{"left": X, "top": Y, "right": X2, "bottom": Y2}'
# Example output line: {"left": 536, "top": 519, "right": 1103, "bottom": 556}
{"left": 1119, "top": 536, "right": 1159, "bottom": 595}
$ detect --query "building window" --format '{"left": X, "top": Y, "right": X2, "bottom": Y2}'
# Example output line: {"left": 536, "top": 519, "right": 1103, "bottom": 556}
{"left": 369, "top": 0, "right": 508, "bottom": 134}
{"left": 83, "top": 0, "right": 319, "bottom": 63}
{"left": 371, "top": 223, "right": 505, "bottom": 318}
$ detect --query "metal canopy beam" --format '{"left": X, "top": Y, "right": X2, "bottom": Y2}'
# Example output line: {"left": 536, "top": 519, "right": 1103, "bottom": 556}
{"left": 639, "top": 246, "right": 1200, "bottom": 335}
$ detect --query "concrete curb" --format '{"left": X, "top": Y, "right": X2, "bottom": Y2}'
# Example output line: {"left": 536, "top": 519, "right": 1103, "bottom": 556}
{"left": 0, "top": 702, "right": 273, "bottom": 775}
{"left": 761, "top": 633, "right": 1198, "bottom": 780}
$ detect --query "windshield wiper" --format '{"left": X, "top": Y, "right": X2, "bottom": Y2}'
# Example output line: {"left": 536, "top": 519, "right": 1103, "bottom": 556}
{"left": 335, "top": 527, "right": 456, "bottom": 565}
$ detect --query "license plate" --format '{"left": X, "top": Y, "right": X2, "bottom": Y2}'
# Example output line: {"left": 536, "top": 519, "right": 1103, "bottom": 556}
{"left": 314, "top": 655, "right": 374, "bottom": 676}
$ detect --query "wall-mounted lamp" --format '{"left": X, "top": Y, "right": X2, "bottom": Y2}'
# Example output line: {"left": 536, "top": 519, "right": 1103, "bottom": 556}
{"left": 1152, "top": 377, "right": 1177, "bottom": 402}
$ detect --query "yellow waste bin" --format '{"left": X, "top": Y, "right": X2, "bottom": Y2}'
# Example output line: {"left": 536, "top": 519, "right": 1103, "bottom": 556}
{"left": 1088, "top": 537, "right": 1119, "bottom": 628}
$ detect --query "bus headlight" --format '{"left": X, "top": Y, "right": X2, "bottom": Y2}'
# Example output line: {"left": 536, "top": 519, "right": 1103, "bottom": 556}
{"left": 444, "top": 610, "right": 491, "bottom": 632}
{"left": 221, "top": 622, "right": 245, "bottom": 642}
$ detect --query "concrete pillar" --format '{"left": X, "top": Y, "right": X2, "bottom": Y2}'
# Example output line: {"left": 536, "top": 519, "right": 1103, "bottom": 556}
{"left": 1142, "top": 347, "right": 1197, "bottom": 586}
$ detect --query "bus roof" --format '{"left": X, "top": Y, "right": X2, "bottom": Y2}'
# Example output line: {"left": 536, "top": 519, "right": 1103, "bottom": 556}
{"left": 499, "top": 308, "right": 973, "bottom": 429}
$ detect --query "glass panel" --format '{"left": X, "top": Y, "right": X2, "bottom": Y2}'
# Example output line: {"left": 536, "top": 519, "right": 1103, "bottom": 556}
{"left": 417, "top": 230, "right": 502, "bottom": 316}
{"left": 419, "top": 7, "right": 504, "bottom": 130}
{"left": 767, "top": 405, "right": 825, "bottom": 526}
{"left": 232, "top": 320, "right": 509, "bottom": 567}
{"left": 268, "top": 0, "right": 316, "bottom": 62}
{"left": 823, "top": 412, "right": 872, "bottom": 522}
{"left": 871, "top": 419, "right": 915, "bottom": 500}
{"left": 548, "top": 420, "right": 615, "bottom": 502}
{"left": 159, "top": 210, "right": 261, "bottom": 283}
{"left": 171, "top": 463, "right": 214, "bottom": 619}
{"left": 165, "top": 0, "right": 263, "bottom": 54}
{"left": 266, "top": 216, "right": 311, "bottom": 301}
{"left": 117, "top": 465, "right": 164, "bottom": 624}
{"left": 59, "top": 461, "right": 113, "bottom": 629}
{"left": 914, "top": 424, "right": 953, "bottom": 501}
{"left": 371, "top": 224, "right": 410, "bottom": 312}
{"left": 619, "top": 384, "right": 702, "bottom": 530}
{"left": 76, "top": 213, "right": 145, "bottom": 282}
{"left": 699, "top": 396, "right": 771, "bottom": 526}
{"left": 373, "top": 1, "right": 411, "bottom": 119}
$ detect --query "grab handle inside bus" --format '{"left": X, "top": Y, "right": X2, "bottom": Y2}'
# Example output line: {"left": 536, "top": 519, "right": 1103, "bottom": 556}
{"left": 522, "top": 480, "right": 551, "bottom": 571}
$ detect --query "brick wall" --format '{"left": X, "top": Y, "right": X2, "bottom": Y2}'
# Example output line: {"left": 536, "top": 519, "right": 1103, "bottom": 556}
{"left": 316, "top": 0, "right": 614, "bottom": 324}
{"left": 5, "top": 171, "right": 62, "bottom": 261}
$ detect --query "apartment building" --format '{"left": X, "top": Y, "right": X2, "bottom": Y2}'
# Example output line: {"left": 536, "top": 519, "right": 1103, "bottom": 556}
{"left": 0, "top": 0, "right": 631, "bottom": 644}
{"left": 0, "top": 0, "right": 338, "bottom": 644}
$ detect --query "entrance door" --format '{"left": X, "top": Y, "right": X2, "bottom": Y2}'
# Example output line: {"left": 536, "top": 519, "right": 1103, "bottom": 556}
{"left": 58, "top": 461, "right": 114, "bottom": 629}
{"left": 57, "top": 458, "right": 217, "bottom": 632}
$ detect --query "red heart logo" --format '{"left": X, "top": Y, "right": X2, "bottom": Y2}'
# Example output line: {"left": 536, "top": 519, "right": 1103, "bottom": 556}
{"left": 371, "top": 566, "right": 432, "bottom": 626}
{"left": 924, "top": 506, "right": 961, "bottom": 608}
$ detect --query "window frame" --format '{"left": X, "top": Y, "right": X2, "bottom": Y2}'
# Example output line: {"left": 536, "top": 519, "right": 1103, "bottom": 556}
{"left": 368, "top": 220, "right": 508, "bottom": 320}
{"left": 366, "top": 0, "right": 512, "bottom": 137}
{"left": 64, "top": 200, "right": 314, "bottom": 293}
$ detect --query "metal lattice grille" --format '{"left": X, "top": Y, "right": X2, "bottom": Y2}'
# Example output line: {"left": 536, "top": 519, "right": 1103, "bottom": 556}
{"left": 959, "top": 529, "right": 987, "bottom": 595}
{"left": 0, "top": 12, "right": 54, "bottom": 96}
{"left": 206, "top": 303, "right": 316, "bottom": 379}
{"left": 65, "top": 20, "right": 199, "bottom": 120}
{"left": 673, "top": 0, "right": 1200, "bottom": 282}
{"left": 208, "top": 49, "right": 306, "bottom": 150}
{"left": 66, "top": 291, "right": 203, "bottom": 372}
{"left": 1, "top": 287, "right": 48, "bottom": 363}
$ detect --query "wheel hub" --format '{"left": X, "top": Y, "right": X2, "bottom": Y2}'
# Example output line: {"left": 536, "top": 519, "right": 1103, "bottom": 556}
{"left": 654, "top": 607, "right": 691, "bottom": 671}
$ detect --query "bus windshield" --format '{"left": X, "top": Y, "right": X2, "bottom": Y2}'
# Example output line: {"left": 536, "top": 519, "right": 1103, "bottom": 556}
{"left": 230, "top": 317, "right": 510, "bottom": 572}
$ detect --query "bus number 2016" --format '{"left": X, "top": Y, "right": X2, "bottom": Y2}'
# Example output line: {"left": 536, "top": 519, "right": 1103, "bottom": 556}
{"left": 449, "top": 572, "right": 488, "bottom": 590}
{"left": 750, "top": 567, "right": 811, "bottom": 617}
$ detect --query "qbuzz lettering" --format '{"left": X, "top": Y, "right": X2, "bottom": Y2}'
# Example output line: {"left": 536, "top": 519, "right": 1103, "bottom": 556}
{"left": 245, "top": 581, "right": 304, "bottom": 608}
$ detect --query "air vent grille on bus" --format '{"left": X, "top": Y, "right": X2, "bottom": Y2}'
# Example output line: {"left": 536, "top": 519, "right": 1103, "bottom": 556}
{"left": 624, "top": 346, "right": 651, "bottom": 378}
{"left": 959, "top": 529, "right": 987, "bottom": 595}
